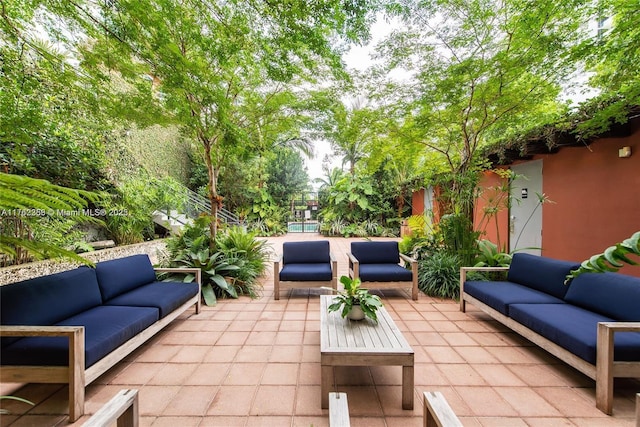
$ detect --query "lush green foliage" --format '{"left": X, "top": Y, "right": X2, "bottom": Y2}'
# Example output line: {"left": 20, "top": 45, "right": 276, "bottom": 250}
{"left": 0, "top": 173, "right": 100, "bottom": 265}
{"left": 164, "top": 217, "right": 271, "bottom": 305}
{"left": 417, "top": 251, "right": 461, "bottom": 300}
{"left": 327, "top": 276, "right": 383, "bottom": 323}
{"left": 566, "top": 231, "right": 640, "bottom": 282}
{"left": 100, "top": 176, "right": 186, "bottom": 244}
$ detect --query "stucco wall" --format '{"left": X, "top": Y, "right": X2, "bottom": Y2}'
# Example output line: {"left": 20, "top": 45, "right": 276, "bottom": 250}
{"left": 0, "top": 240, "right": 168, "bottom": 286}
{"left": 539, "top": 120, "right": 640, "bottom": 276}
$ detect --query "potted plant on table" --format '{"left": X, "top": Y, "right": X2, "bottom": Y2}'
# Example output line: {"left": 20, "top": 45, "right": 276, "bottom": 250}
{"left": 328, "top": 275, "right": 383, "bottom": 322}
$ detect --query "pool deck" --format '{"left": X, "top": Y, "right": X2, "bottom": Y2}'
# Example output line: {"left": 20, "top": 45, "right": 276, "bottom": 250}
{"left": 1, "top": 235, "right": 638, "bottom": 426}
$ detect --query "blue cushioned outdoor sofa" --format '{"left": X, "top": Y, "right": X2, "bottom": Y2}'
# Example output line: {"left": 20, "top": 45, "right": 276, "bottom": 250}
{"left": 0, "top": 254, "right": 201, "bottom": 422}
{"left": 460, "top": 253, "right": 640, "bottom": 415}
{"left": 273, "top": 240, "right": 337, "bottom": 300}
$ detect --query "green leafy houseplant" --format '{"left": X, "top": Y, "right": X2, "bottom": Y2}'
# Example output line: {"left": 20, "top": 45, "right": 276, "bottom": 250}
{"left": 565, "top": 231, "right": 640, "bottom": 283}
{"left": 328, "top": 276, "right": 383, "bottom": 323}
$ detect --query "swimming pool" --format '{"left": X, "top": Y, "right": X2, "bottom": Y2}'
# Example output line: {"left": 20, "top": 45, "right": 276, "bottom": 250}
{"left": 287, "top": 221, "right": 319, "bottom": 232}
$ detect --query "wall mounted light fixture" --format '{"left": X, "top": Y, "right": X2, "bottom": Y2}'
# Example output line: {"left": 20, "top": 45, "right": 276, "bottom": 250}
{"left": 618, "top": 146, "right": 632, "bottom": 158}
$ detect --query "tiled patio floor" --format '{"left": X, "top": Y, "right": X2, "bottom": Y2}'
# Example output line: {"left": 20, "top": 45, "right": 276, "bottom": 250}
{"left": 1, "top": 235, "right": 638, "bottom": 426}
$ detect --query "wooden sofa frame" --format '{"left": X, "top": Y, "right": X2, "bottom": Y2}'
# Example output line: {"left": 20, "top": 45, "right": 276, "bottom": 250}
{"left": 83, "top": 388, "right": 138, "bottom": 427}
{"left": 460, "top": 266, "right": 640, "bottom": 415}
{"left": 348, "top": 252, "right": 419, "bottom": 300}
{"left": 0, "top": 267, "right": 201, "bottom": 422}
{"left": 273, "top": 253, "right": 337, "bottom": 300}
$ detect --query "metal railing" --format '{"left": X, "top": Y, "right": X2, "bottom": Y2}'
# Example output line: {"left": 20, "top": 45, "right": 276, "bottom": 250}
{"left": 153, "top": 182, "right": 240, "bottom": 233}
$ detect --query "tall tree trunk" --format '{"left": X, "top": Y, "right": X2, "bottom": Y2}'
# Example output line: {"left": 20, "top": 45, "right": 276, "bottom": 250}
{"left": 203, "top": 138, "right": 219, "bottom": 249}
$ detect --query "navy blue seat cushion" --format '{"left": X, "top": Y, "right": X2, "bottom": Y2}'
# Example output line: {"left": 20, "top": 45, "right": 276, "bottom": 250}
{"left": 1, "top": 305, "right": 159, "bottom": 368}
{"left": 1, "top": 267, "right": 103, "bottom": 348}
{"left": 507, "top": 253, "right": 580, "bottom": 299}
{"left": 359, "top": 264, "right": 412, "bottom": 282}
{"left": 464, "top": 281, "right": 565, "bottom": 316}
{"left": 564, "top": 272, "right": 640, "bottom": 321}
{"left": 95, "top": 254, "right": 157, "bottom": 301}
{"left": 283, "top": 241, "right": 331, "bottom": 264}
{"left": 509, "top": 303, "right": 640, "bottom": 364}
{"left": 351, "top": 241, "right": 400, "bottom": 264}
{"left": 280, "top": 263, "right": 333, "bottom": 281}
{"left": 104, "top": 281, "right": 200, "bottom": 318}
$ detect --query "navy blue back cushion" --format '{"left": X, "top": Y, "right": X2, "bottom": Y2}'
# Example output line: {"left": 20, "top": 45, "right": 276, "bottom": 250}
{"left": 564, "top": 272, "right": 640, "bottom": 321}
{"left": 95, "top": 254, "right": 157, "bottom": 300}
{"left": 105, "top": 281, "right": 200, "bottom": 318}
{"left": 507, "top": 253, "right": 580, "bottom": 299}
{"left": 0, "top": 267, "right": 102, "bottom": 329}
{"left": 283, "top": 241, "right": 330, "bottom": 264}
{"left": 351, "top": 241, "right": 400, "bottom": 264}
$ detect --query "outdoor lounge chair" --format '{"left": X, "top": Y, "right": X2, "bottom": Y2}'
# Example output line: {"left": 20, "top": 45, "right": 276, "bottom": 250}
{"left": 273, "top": 240, "right": 337, "bottom": 300}
{"left": 348, "top": 241, "right": 418, "bottom": 300}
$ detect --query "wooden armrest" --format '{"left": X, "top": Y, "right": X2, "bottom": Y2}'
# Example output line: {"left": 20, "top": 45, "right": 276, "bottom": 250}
{"left": 346, "top": 252, "right": 359, "bottom": 278}
{"left": 400, "top": 253, "right": 417, "bottom": 264}
{"left": 423, "top": 391, "right": 462, "bottom": 427}
{"left": 0, "top": 325, "right": 84, "bottom": 337}
{"left": 82, "top": 388, "right": 139, "bottom": 427}
{"left": 154, "top": 267, "right": 202, "bottom": 285}
{"left": 460, "top": 266, "right": 510, "bottom": 272}
{"left": 329, "top": 392, "right": 350, "bottom": 427}
{"left": 598, "top": 322, "right": 640, "bottom": 333}
{"left": 330, "top": 252, "right": 337, "bottom": 262}
{"left": 460, "top": 266, "right": 509, "bottom": 283}
{"left": 273, "top": 254, "right": 283, "bottom": 273}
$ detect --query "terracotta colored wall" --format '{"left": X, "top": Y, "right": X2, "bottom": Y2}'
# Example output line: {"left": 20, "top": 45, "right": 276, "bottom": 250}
{"left": 412, "top": 189, "right": 425, "bottom": 216}
{"left": 474, "top": 170, "right": 510, "bottom": 251}
{"left": 538, "top": 120, "right": 640, "bottom": 277}
{"left": 410, "top": 119, "right": 639, "bottom": 277}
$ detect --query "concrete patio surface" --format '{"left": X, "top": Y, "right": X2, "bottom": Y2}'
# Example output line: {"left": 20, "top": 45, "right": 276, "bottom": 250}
{"left": 1, "top": 235, "right": 638, "bottom": 426}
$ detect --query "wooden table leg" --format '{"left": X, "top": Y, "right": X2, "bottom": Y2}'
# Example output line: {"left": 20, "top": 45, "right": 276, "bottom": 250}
{"left": 321, "top": 365, "right": 333, "bottom": 409}
{"left": 402, "top": 364, "right": 414, "bottom": 410}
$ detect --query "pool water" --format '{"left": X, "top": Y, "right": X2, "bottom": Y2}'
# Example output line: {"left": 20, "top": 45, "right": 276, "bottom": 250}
{"left": 287, "top": 222, "right": 319, "bottom": 232}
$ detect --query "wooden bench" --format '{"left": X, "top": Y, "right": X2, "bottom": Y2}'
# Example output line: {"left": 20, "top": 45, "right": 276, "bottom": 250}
{"left": 329, "top": 392, "right": 350, "bottom": 427}
{"left": 82, "top": 389, "right": 138, "bottom": 427}
{"left": 423, "top": 391, "right": 462, "bottom": 427}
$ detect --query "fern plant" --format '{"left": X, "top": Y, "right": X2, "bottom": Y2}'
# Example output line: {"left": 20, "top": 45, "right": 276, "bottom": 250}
{"left": 566, "top": 231, "right": 640, "bottom": 282}
{"left": 0, "top": 172, "right": 101, "bottom": 265}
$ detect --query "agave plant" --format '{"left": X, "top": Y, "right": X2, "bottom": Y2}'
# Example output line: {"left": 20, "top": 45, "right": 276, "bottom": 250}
{"left": 566, "top": 231, "right": 640, "bottom": 282}
{"left": 172, "top": 246, "right": 240, "bottom": 305}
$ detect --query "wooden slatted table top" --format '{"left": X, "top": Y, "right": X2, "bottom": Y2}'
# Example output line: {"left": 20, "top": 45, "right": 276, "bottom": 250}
{"left": 320, "top": 295, "right": 413, "bottom": 355}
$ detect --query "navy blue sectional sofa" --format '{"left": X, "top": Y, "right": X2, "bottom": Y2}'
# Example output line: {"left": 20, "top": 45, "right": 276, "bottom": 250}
{"left": 0, "top": 254, "right": 201, "bottom": 421}
{"left": 460, "top": 253, "right": 640, "bottom": 415}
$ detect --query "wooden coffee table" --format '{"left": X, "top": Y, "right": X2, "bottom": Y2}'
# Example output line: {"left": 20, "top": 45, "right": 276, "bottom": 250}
{"left": 320, "top": 295, "right": 414, "bottom": 410}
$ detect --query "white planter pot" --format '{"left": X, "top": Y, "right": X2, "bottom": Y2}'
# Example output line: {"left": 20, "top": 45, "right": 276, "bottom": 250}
{"left": 347, "top": 304, "right": 365, "bottom": 321}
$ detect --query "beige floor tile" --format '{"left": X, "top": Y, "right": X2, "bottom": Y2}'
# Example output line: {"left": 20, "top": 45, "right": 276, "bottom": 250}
{"left": 251, "top": 385, "right": 296, "bottom": 415}
{"left": 206, "top": 385, "right": 256, "bottom": 416}
{"left": 262, "top": 363, "right": 299, "bottom": 385}
{"left": 162, "top": 385, "right": 217, "bottom": 416}
{"left": 223, "top": 362, "right": 266, "bottom": 386}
